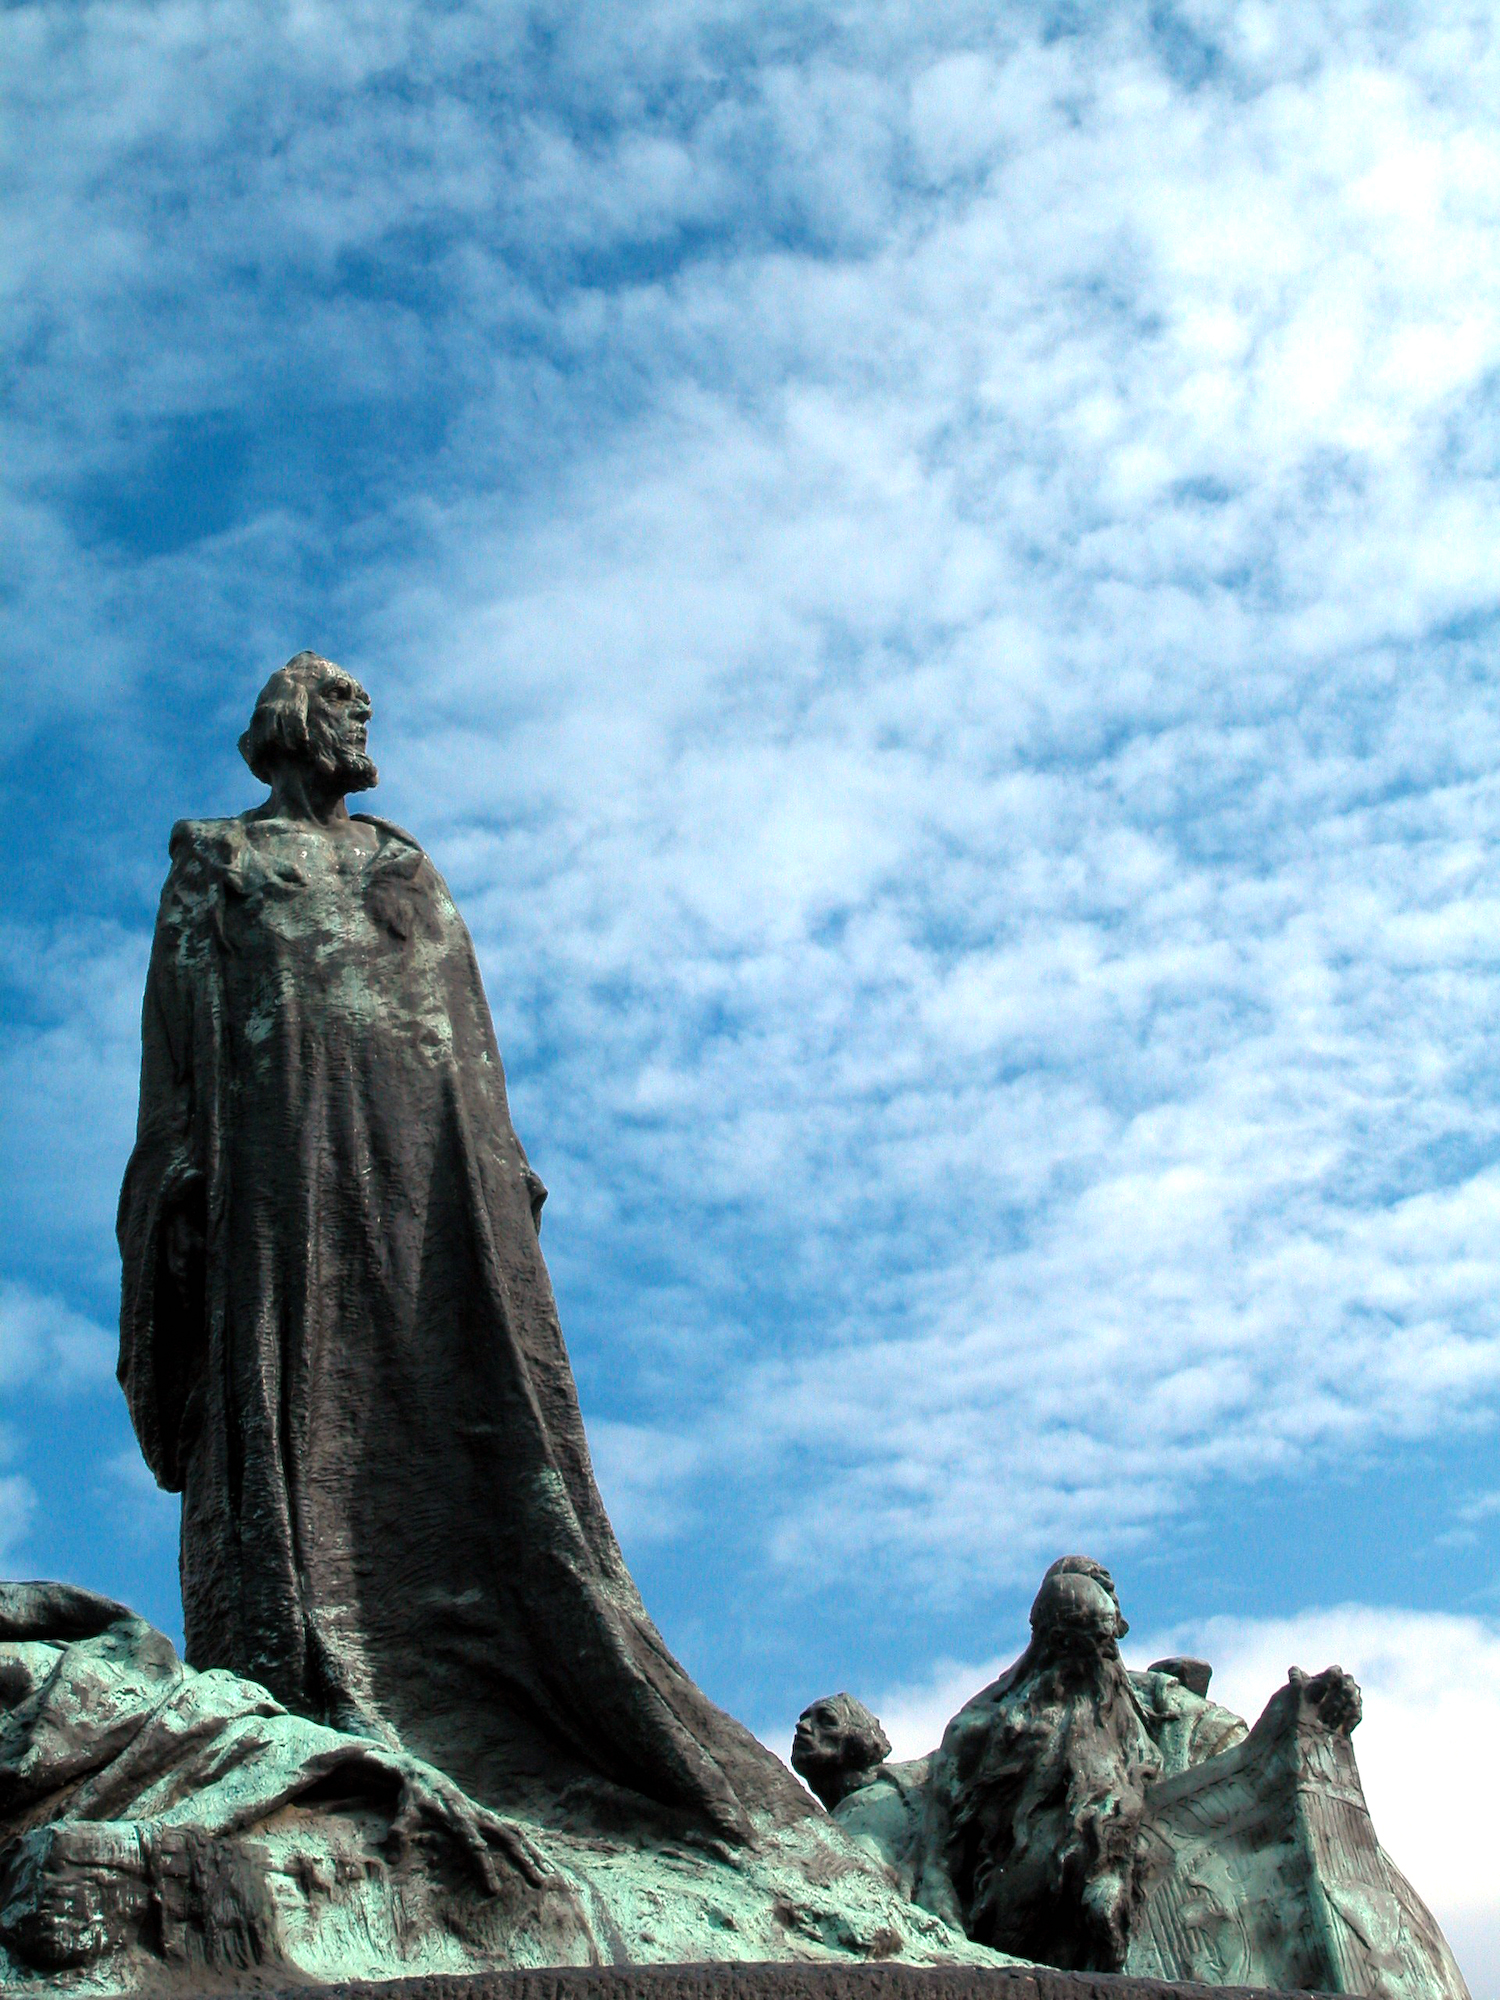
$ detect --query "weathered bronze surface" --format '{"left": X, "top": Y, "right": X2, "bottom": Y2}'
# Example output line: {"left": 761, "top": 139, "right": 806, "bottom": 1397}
{"left": 807, "top": 1562, "right": 1466, "bottom": 2000}
{"left": 0, "top": 1582, "right": 998, "bottom": 1989}
{"left": 0, "top": 656, "right": 1473, "bottom": 1998}
{"left": 116, "top": 655, "right": 804, "bottom": 1847}
{"left": 22, "top": 1963, "right": 1337, "bottom": 2000}
{"left": 1131, "top": 1667, "right": 1469, "bottom": 1998}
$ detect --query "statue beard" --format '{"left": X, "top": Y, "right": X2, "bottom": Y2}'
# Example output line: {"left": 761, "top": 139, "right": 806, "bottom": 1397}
{"left": 306, "top": 714, "right": 378, "bottom": 795}
{"left": 325, "top": 749, "right": 379, "bottom": 794}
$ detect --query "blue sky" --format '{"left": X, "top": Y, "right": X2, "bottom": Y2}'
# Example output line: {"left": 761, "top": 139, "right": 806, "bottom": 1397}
{"left": 3, "top": 0, "right": 1500, "bottom": 1987}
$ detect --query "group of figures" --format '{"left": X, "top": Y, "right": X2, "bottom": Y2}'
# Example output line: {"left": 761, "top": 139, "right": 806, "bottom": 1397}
{"left": 0, "top": 656, "right": 1472, "bottom": 1996}
{"left": 790, "top": 1557, "right": 1468, "bottom": 1998}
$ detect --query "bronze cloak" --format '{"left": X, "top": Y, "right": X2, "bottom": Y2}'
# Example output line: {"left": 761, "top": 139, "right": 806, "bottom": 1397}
{"left": 117, "top": 812, "right": 806, "bottom": 1842}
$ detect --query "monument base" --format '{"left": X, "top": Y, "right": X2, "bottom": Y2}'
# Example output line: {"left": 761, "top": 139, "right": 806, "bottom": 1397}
{"left": 151, "top": 1964, "right": 1315, "bottom": 2000}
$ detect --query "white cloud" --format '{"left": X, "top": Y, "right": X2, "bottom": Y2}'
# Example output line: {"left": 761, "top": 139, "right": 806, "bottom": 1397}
{"left": 5, "top": 0, "right": 1500, "bottom": 1675}
{"left": 286, "top": 0, "right": 1500, "bottom": 1598}
{"left": 99, "top": 1448, "right": 179, "bottom": 1550}
{"left": 586, "top": 1420, "right": 703, "bottom": 1545}
{"left": 0, "top": 1472, "right": 36, "bottom": 1573}
{"left": 0, "top": 921, "right": 150, "bottom": 1293}
{"left": 859, "top": 1649, "right": 1008, "bottom": 1765}
{"left": 0, "top": 1282, "right": 114, "bottom": 1395}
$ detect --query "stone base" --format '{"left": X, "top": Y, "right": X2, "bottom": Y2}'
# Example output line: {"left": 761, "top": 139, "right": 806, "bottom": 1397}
{"left": 156, "top": 1964, "right": 1315, "bottom": 2000}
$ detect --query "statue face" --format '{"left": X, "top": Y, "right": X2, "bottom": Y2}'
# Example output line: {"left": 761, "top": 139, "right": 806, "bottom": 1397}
{"left": 790, "top": 1692, "right": 889, "bottom": 1780}
{"left": 304, "top": 664, "right": 375, "bottom": 789}
{"left": 791, "top": 1698, "right": 850, "bottom": 1775}
{"left": 791, "top": 1693, "right": 891, "bottom": 1807}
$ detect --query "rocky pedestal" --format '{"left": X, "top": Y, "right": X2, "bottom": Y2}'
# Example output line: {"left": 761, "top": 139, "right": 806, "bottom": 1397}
{"left": 70, "top": 1965, "right": 1330, "bottom": 2000}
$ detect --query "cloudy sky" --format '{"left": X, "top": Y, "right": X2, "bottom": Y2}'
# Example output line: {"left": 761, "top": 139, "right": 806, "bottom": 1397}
{"left": 3, "top": 0, "right": 1499, "bottom": 1987}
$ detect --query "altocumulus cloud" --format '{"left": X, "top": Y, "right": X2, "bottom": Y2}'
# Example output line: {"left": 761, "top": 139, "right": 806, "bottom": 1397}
{"left": 2, "top": 8, "right": 1500, "bottom": 1973}
{"left": 0, "top": 1283, "right": 114, "bottom": 1393}
{"left": 364, "top": 0, "right": 1500, "bottom": 1600}
{"left": 0, "top": 1281, "right": 117, "bottom": 1565}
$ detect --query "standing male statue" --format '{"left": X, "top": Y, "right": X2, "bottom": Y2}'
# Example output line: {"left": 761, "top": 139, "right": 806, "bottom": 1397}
{"left": 117, "top": 652, "right": 805, "bottom": 1846}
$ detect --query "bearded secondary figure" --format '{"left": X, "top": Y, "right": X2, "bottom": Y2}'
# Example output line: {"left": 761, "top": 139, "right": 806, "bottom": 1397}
{"left": 116, "top": 650, "right": 807, "bottom": 1846}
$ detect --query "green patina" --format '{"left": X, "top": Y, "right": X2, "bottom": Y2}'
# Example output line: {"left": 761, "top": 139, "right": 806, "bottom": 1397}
{"left": 0, "top": 1586, "right": 1004, "bottom": 1993}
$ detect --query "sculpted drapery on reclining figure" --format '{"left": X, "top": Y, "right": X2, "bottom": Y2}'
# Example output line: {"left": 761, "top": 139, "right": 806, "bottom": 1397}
{"left": 0, "top": 655, "right": 1475, "bottom": 1997}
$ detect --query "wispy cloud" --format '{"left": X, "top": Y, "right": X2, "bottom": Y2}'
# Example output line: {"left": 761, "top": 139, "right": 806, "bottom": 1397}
{"left": 0, "top": 924, "right": 151, "bottom": 1297}
{"left": 4, "top": 0, "right": 1500, "bottom": 1748}
{"left": 0, "top": 1282, "right": 115, "bottom": 1393}
{"left": 97, "top": 1447, "right": 179, "bottom": 1551}
{"left": 0, "top": 1474, "right": 35, "bottom": 1573}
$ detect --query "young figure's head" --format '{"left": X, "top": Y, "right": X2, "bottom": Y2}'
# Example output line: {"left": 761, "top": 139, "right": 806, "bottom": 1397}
{"left": 790, "top": 1691, "right": 892, "bottom": 1808}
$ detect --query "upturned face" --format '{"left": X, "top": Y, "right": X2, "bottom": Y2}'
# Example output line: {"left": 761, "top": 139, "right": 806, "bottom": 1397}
{"left": 792, "top": 1698, "right": 851, "bottom": 1773}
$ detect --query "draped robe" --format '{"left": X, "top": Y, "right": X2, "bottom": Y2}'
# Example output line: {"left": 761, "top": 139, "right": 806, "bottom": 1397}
{"left": 117, "top": 812, "right": 807, "bottom": 1843}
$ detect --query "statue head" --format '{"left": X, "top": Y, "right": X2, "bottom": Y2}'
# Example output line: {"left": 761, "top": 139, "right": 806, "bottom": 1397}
{"left": 790, "top": 1692, "right": 892, "bottom": 1809}
{"left": 239, "top": 652, "right": 377, "bottom": 796}
{"left": 1028, "top": 1554, "right": 1129, "bottom": 1656}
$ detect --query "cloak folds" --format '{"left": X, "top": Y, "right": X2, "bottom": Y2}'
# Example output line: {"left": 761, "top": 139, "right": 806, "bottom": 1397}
{"left": 118, "top": 813, "right": 807, "bottom": 1844}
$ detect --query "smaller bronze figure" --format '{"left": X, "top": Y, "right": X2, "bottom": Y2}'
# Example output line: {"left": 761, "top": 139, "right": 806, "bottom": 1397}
{"left": 790, "top": 1694, "right": 891, "bottom": 1810}
{"left": 791, "top": 1558, "right": 1471, "bottom": 2000}
{"left": 915, "top": 1556, "right": 1159, "bottom": 1971}
{"left": 792, "top": 1695, "right": 930, "bottom": 1899}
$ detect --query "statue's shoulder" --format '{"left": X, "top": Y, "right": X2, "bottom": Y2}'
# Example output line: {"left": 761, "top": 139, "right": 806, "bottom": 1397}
{"left": 158, "top": 814, "right": 442, "bottom": 916}
{"left": 948, "top": 1658, "right": 1024, "bottom": 1726}
{"left": 886, "top": 1753, "right": 931, "bottom": 1795}
{"left": 167, "top": 814, "right": 249, "bottom": 861}
{"left": 346, "top": 812, "right": 428, "bottom": 860}
{"left": 350, "top": 812, "right": 429, "bottom": 856}
{"left": 352, "top": 816, "right": 458, "bottom": 906}
{"left": 159, "top": 816, "right": 253, "bottom": 902}
{"left": 164, "top": 813, "right": 428, "bottom": 870}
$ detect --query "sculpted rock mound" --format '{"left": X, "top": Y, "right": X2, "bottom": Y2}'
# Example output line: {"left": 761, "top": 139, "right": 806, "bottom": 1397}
{"left": 0, "top": 1583, "right": 997, "bottom": 1990}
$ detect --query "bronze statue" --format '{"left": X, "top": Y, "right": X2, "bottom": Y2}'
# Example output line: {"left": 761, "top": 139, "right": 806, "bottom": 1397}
{"left": 795, "top": 1558, "right": 1469, "bottom": 2000}
{"left": 0, "top": 657, "right": 1473, "bottom": 1995}
{"left": 115, "top": 653, "right": 806, "bottom": 1845}
{"left": 792, "top": 1694, "right": 930, "bottom": 1900}
{"left": 790, "top": 1694, "right": 891, "bottom": 1810}
{"left": 914, "top": 1557, "right": 1161, "bottom": 1971}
